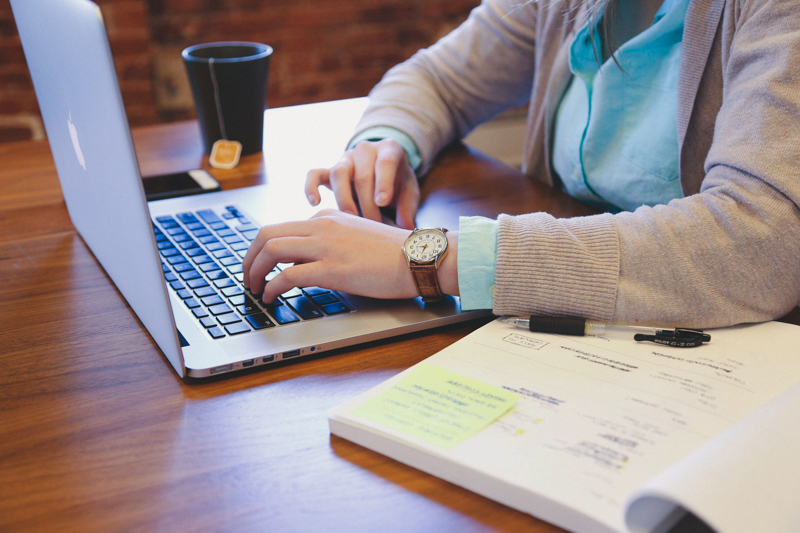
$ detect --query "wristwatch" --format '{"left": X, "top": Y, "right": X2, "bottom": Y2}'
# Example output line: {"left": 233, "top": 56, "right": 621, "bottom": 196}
{"left": 402, "top": 227, "right": 449, "bottom": 303}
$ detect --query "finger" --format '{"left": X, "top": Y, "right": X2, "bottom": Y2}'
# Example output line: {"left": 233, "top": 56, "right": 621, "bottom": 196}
{"left": 260, "top": 262, "right": 327, "bottom": 304}
{"left": 351, "top": 144, "right": 382, "bottom": 222}
{"left": 328, "top": 157, "right": 360, "bottom": 216}
{"left": 374, "top": 141, "right": 403, "bottom": 207}
{"left": 247, "top": 236, "right": 319, "bottom": 296}
{"left": 395, "top": 167, "right": 420, "bottom": 230}
{"left": 243, "top": 222, "right": 314, "bottom": 289}
{"left": 304, "top": 168, "right": 331, "bottom": 206}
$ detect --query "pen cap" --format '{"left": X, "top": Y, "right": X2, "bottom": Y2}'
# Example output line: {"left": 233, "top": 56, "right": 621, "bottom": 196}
{"left": 527, "top": 316, "right": 586, "bottom": 335}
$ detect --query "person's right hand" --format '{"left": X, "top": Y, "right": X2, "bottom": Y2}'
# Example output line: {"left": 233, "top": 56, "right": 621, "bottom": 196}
{"left": 304, "top": 138, "right": 420, "bottom": 230}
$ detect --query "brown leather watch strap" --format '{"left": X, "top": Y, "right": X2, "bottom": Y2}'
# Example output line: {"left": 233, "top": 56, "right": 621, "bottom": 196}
{"left": 409, "top": 263, "right": 444, "bottom": 303}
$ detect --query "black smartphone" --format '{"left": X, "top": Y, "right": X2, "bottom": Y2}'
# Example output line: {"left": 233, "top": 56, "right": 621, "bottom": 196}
{"left": 142, "top": 170, "right": 221, "bottom": 201}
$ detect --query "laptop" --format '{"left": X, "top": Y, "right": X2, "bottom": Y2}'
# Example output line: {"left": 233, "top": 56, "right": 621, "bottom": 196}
{"left": 11, "top": 0, "right": 489, "bottom": 378}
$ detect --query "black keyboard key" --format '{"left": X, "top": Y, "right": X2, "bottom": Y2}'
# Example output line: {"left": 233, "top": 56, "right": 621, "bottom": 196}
{"left": 160, "top": 220, "right": 179, "bottom": 229}
{"left": 186, "top": 222, "right": 204, "bottom": 231}
{"left": 192, "top": 307, "right": 209, "bottom": 319}
{"left": 173, "top": 233, "right": 192, "bottom": 243}
{"left": 199, "top": 317, "right": 216, "bottom": 328}
{"left": 167, "top": 227, "right": 185, "bottom": 236}
{"left": 208, "top": 327, "right": 225, "bottom": 339}
{"left": 157, "top": 240, "right": 174, "bottom": 250}
{"left": 312, "top": 293, "right": 339, "bottom": 305}
{"left": 223, "top": 235, "right": 243, "bottom": 244}
{"left": 200, "top": 262, "right": 221, "bottom": 272}
{"left": 161, "top": 262, "right": 170, "bottom": 272}
{"left": 169, "top": 280, "right": 185, "bottom": 291}
{"left": 155, "top": 233, "right": 168, "bottom": 243}
{"left": 166, "top": 254, "right": 187, "bottom": 265}
{"left": 209, "top": 221, "right": 228, "bottom": 231}
{"left": 287, "top": 297, "right": 323, "bottom": 320}
{"left": 214, "top": 278, "right": 235, "bottom": 289}
{"left": 235, "top": 222, "right": 257, "bottom": 232}
{"left": 266, "top": 304, "right": 299, "bottom": 324}
{"left": 236, "top": 250, "right": 247, "bottom": 258}
{"left": 201, "top": 295, "right": 225, "bottom": 307}
{"left": 227, "top": 263, "right": 243, "bottom": 274}
{"left": 216, "top": 228, "right": 235, "bottom": 237}
{"left": 192, "top": 228, "right": 211, "bottom": 237}
{"left": 206, "top": 241, "right": 225, "bottom": 251}
{"left": 192, "top": 255, "right": 214, "bottom": 265}
{"left": 322, "top": 302, "right": 350, "bottom": 315}
{"left": 229, "top": 294, "right": 246, "bottom": 306}
{"left": 164, "top": 271, "right": 178, "bottom": 282}
{"left": 184, "top": 298, "right": 200, "bottom": 309}
{"left": 230, "top": 241, "right": 249, "bottom": 251}
{"left": 213, "top": 249, "right": 233, "bottom": 259}
{"left": 217, "top": 313, "right": 242, "bottom": 326}
{"left": 221, "top": 256, "right": 241, "bottom": 266}
{"left": 234, "top": 273, "right": 244, "bottom": 282}
{"left": 245, "top": 313, "right": 275, "bottom": 330}
{"left": 179, "top": 270, "right": 201, "bottom": 281}
{"left": 194, "top": 286, "right": 217, "bottom": 298}
{"left": 197, "top": 209, "right": 222, "bottom": 224}
{"left": 282, "top": 287, "right": 303, "bottom": 298}
{"left": 199, "top": 235, "right": 219, "bottom": 245}
{"left": 173, "top": 262, "right": 195, "bottom": 273}
{"left": 303, "top": 287, "right": 329, "bottom": 296}
{"left": 176, "top": 289, "right": 192, "bottom": 299}
{"left": 206, "top": 270, "right": 227, "bottom": 280}
{"left": 155, "top": 215, "right": 176, "bottom": 223}
{"left": 209, "top": 303, "right": 233, "bottom": 316}
{"left": 187, "top": 278, "right": 209, "bottom": 289}
{"left": 177, "top": 213, "right": 199, "bottom": 224}
{"left": 160, "top": 247, "right": 180, "bottom": 257}
{"left": 221, "top": 286, "right": 244, "bottom": 297}
{"left": 234, "top": 295, "right": 260, "bottom": 315}
{"left": 225, "top": 322, "right": 250, "bottom": 335}
{"left": 241, "top": 229, "right": 259, "bottom": 241}
{"left": 179, "top": 240, "right": 199, "bottom": 250}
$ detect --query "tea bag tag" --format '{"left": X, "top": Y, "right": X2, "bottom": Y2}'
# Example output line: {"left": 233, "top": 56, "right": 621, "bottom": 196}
{"left": 209, "top": 139, "right": 242, "bottom": 169}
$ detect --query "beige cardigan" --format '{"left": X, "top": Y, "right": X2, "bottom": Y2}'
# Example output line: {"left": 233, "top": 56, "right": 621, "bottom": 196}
{"left": 355, "top": 0, "right": 800, "bottom": 327}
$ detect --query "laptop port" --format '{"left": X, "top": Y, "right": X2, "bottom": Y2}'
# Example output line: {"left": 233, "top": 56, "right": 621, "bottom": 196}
{"left": 210, "top": 364, "right": 234, "bottom": 375}
{"left": 242, "top": 359, "right": 254, "bottom": 368}
{"left": 282, "top": 349, "right": 302, "bottom": 358}
{"left": 263, "top": 355, "right": 275, "bottom": 363}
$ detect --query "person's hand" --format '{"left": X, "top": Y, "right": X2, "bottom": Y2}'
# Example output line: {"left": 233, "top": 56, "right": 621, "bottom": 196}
{"left": 242, "top": 210, "right": 458, "bottom": 304}
{"left": 305, "top": 139, "right": 420, "bottom": 230}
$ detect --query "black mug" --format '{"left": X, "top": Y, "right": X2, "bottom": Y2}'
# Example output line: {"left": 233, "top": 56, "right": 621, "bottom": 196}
{"left": 182, "top": 42, "right": 272, "bottom": 156}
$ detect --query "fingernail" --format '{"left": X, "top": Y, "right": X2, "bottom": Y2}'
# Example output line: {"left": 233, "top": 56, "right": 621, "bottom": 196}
{"left": 307, "top": 194, "right": 318, "bottom": 206}
{"left": 375, "top": 192, "right": 388, "bottom": 206}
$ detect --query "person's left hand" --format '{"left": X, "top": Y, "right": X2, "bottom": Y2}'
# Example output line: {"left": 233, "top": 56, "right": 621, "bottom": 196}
{"left": 243, "top": 210, "right": 424, "bottom": 303}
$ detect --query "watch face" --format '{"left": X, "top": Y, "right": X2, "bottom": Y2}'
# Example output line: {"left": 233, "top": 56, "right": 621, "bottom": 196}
{"left": 404, "top": 229, "right": 447, "bottom": 262}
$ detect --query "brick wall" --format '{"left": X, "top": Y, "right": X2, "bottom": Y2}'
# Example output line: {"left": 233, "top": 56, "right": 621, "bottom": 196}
{"left": 0, "top": 0, "right": 477, "bottom": 142}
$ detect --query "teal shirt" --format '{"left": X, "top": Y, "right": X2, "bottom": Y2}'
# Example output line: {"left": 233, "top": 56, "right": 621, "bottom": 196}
{"left": 354, "top": 0, "right": 688, "bottom": 310}
{"left": 552, "top": 0, "right": 687, "bottom": 213}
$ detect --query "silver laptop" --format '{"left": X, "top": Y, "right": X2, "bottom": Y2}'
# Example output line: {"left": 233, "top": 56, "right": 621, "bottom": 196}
{"left": 11, "top": 0, "right": 488, "bottom": 378}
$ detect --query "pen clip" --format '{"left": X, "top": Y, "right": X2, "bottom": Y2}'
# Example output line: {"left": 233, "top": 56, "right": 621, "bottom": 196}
{"left": 634, "top": 328, "right": 710, "bottom": 348}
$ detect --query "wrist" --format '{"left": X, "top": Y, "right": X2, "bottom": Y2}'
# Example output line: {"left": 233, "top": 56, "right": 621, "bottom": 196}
{"left": 439, "top": 231, "right": 459, "bottom": 296}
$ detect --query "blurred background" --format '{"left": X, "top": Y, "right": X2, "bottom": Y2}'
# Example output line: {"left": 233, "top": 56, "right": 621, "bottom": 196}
{"left": 0, "top": 0, "right": 526, "bottom": 166}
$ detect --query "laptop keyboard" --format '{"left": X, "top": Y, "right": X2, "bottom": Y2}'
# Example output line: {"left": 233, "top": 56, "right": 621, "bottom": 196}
{"left": 154, "top": 205, "right": 351, "bottom": 339}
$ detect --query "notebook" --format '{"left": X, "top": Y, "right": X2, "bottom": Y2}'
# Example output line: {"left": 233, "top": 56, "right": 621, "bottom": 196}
{"left": 11, "top": 0, "right": 489, "bottom": 378}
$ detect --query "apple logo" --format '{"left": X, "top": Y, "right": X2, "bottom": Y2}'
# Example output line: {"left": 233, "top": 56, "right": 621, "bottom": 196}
{"left": 68, "top": 111, "right": 86, "bottom": 170}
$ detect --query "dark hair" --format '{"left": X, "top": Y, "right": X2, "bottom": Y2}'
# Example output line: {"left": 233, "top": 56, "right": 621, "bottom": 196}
{"left": 590, "top": 0, "right": 623, "bottom": 69}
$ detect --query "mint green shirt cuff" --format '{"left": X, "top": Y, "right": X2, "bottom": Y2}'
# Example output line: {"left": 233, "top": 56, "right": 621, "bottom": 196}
{"left": 349, "top": 126, "right": 423, "bottom": 173}
{"left": 457, "top": 216, "right": 498, "bottom": 311}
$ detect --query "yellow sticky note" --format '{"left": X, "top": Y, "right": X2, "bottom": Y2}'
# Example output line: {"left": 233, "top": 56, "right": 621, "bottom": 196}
{"left": 351, "top": 363, "right": 519, "bottom": 449}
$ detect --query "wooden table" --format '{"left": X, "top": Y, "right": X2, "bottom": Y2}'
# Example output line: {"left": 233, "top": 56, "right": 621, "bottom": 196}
{"left": 1, "top": 99, "right": 797, "bottom": 533}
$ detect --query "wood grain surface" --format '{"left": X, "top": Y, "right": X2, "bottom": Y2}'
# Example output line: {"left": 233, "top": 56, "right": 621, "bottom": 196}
{"left": 1, "top": 99, "right": 796, "bottom": 533}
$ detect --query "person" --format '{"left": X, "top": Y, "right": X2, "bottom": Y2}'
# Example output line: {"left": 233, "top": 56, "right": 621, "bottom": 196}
{"left": 243, "top": 0, "right": 800, "bottom": 328}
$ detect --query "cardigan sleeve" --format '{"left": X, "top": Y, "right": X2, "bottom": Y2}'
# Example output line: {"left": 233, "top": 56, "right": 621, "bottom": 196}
{"left": 493, "top": 0, "right": 800, "bottom": 327}
{"left": 351, "top": 0, "right": 540, "bottom": 176}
